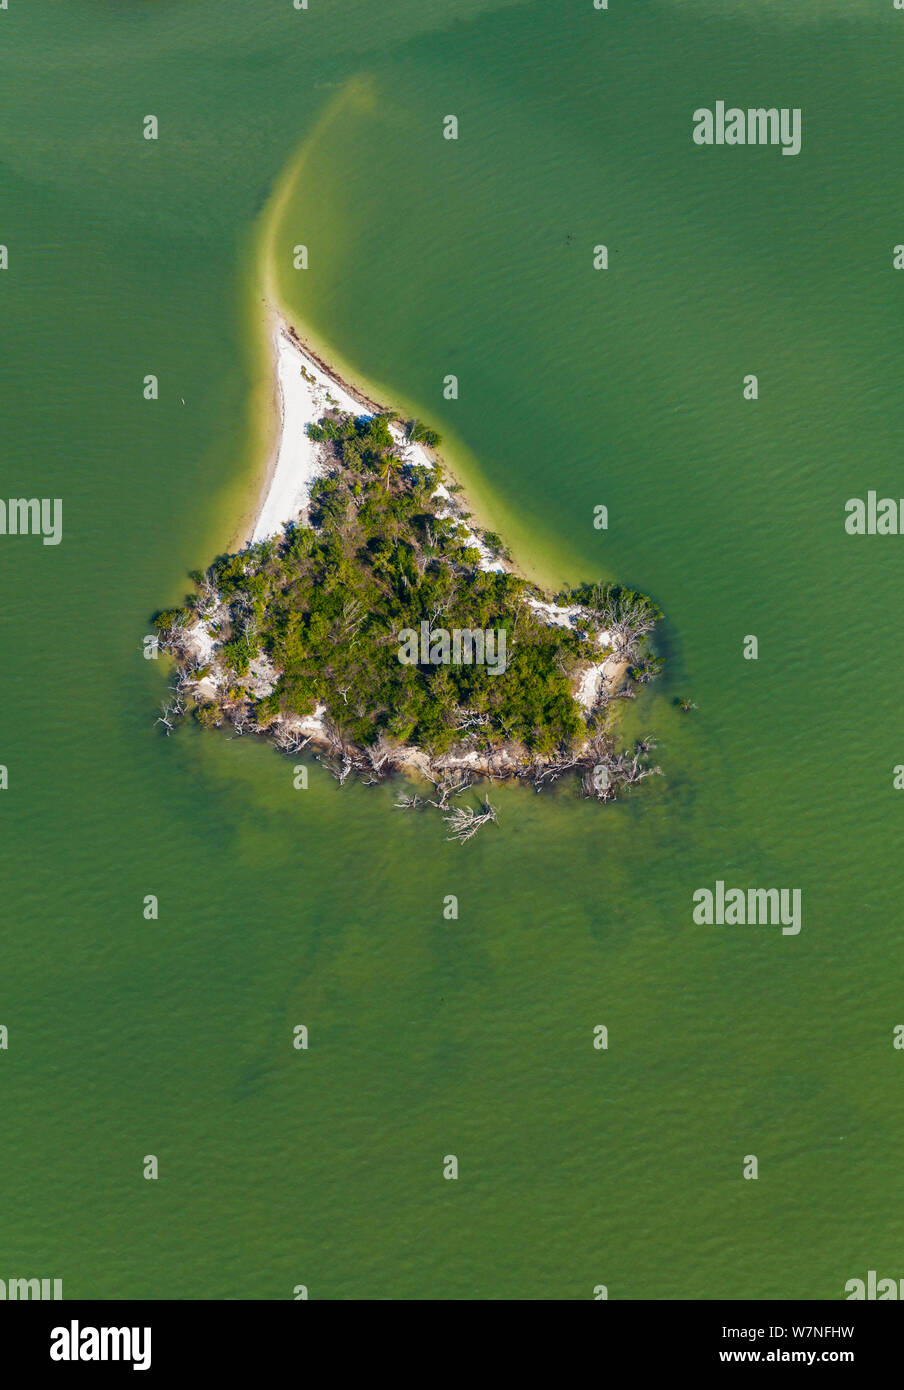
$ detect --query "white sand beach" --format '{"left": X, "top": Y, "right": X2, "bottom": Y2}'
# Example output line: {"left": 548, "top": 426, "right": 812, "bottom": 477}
{"left": 251, "top": 320, "right": 364, "bottom": 543}
{"left": 251, "top": 314, "right": 506, "bottom": 569}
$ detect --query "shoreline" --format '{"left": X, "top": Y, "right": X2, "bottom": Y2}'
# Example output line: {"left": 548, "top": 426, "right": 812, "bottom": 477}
{"left": 281, "top": 319, "right": 393, "bottom": 420}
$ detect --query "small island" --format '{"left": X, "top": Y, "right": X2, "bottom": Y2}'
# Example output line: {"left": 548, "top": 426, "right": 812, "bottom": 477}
{"left": 154, "top": 318, "right": 664, "bottom": 838}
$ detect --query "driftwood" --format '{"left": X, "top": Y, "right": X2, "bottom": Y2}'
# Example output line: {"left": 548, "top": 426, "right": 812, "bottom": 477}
{"left": 444, "top": 798, "right": 498, "bottom": 843}
{"left": 580, "top": 740, "right": 663, "bottom": 802}
{"left": 364, "top": 736, "right": 393, "bottom": 780}
{"left": 317, "top": 730, "right": 397, "bottom": 787}
{"left": 272, "top": 725, "right": 311, "bottom": 755}
{"left": 593, "top": 590, "right": 658, "bottom": 664}
{"left": 321, "top": 752, "right": 356, "bottom": 786}
{"left": 155, "top": 702, "right": 176, "bottom": 735}
{"left": 393, "top": 778, "right": 497, "bottom": 840}
{"left": 425, "top": 769, "right": 473, "bottom": 809}
{"left": 504, "top": 732, "right": 663, "bottom": 804}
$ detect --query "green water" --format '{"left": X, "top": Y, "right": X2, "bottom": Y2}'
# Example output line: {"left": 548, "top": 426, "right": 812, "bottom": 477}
{"left": 1, "top": 0, "right": 901, "bottom": 1299}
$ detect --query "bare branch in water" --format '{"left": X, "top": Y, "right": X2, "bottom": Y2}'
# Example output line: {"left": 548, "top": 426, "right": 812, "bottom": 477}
{"left": 272, "top": 724, "right": 310, "bottom": 755}
{"left": 155, "top": 702, "right": 176, "bottom": 735}
{"left": 425, "top": 769, "right": 474, "bottom": 809}
{"left": 444, "top": 798, "right": 498, "bottom": 842}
